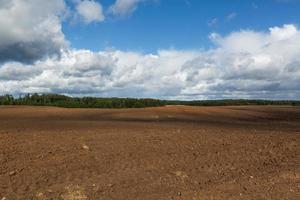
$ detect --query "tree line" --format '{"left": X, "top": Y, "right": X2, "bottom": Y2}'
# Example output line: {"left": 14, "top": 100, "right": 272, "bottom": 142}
{"left": 165, "top": 99, "right": 300, "bottom": 106}
{"left": 0, "top": 93, "right": 299, "bottom": 108}
{"left": 0, "top": 94, "right": 165, "bottom": 108}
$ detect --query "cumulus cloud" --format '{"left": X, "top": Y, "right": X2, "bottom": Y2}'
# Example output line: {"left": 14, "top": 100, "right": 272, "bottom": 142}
{"left": 1, "top": 24, "right": 300, "bottom": 99}
{"left": 0, "top": 0, "right": 67, "bottom": 63}
{"left": 0, "top": 62, "right": 42, "bottom": 81}
{"left": 109, "top": 0, "right": 146, "bottom": 17}
{"left": 75, "top": 0, "right": 105, "bottom": 23}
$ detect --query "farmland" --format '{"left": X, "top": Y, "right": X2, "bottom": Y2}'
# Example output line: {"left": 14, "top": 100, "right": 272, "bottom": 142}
{"left": 0, "top": 106, "right": 299, "bottom": 200}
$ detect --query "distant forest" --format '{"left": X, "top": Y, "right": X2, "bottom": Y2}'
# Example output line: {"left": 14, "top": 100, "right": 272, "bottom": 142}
{"left": 0, "top": 94, "right": 299, "bottom": 108}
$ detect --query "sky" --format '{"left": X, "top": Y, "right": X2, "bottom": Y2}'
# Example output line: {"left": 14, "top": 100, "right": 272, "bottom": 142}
{"left": 0, "top": 0, "right": 300, "bottom": 100}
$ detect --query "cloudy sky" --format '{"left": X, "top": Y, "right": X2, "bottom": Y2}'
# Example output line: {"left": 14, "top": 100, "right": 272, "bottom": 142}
{"left": 0, "top": 0, "right": 300, "bottom": 100}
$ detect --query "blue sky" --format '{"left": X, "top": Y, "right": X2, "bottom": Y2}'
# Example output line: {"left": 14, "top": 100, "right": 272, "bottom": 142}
{"left": 1, "top": 0, "right": 300, "bottom": 99}
{"left": 63, "top": 0, "right": 300, "bottom": 53}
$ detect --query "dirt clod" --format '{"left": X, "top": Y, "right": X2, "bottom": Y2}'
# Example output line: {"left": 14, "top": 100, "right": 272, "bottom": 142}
{"left": 8, "top": 171, "right": 16, "bottom": 176}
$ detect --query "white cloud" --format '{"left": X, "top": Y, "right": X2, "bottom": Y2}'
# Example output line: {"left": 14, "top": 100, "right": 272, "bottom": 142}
{"left": 226, "top": 12, "right": 237, "bottom": 21}
{"left": 75, "top": 0, "right": 105, "bottom": 23}
{"left": 0, "top": 62, "right": 42, "bottom": 81}
{"left": 269, "top": 24, "right": 298, "bottom": 40}
{"left": 0, "top": 0, "right": 67, "bottom": 63}
{"left": 208, "top": 18, "right": 218, "bottom": 27}
{"left": 109, "top": 0, "right": 145, "bottom": 17}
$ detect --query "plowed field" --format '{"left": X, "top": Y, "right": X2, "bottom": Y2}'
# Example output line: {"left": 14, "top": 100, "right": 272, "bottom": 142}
{"left": 0, "top": 106, "right": 299, "bottom": 200}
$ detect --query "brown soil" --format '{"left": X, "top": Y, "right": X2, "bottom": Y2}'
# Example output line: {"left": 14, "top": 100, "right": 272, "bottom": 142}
{"left": 0, "top": 105, "right": 299, "bottom": 200}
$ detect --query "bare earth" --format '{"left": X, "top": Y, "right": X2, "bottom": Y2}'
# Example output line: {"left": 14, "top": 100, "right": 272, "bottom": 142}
{"left": 0, "top": 106, "right": 299, "bottom": 200}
